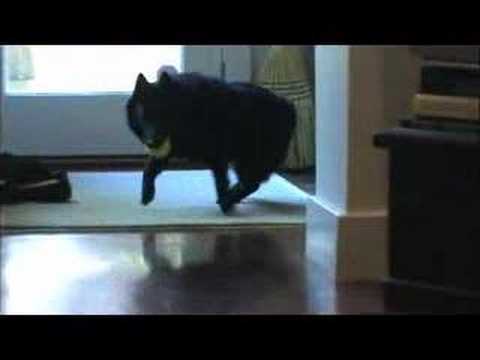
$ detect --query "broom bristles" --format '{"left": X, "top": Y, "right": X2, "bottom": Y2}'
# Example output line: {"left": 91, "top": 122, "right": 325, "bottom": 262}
{"left": 283, "top": 96, "right": 315, "bottom": 170}
{"left": 256, "top": 46, "right": 315, "bottom": 170}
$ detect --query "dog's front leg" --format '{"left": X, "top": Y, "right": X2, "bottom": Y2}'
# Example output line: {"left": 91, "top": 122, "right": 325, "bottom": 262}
{"left": 142, "top": 157, "right": 165, "bottom": 206}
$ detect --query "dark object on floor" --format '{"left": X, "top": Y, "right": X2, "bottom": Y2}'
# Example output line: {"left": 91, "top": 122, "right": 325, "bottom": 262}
{"left": 374, "top": 125, "right": 480, "bottom": 313}
{"left": 126, "top": 71, "right": 296, "bottom": 214}
{"left": 0, "top": 153, "right": 72, "bottom": 204}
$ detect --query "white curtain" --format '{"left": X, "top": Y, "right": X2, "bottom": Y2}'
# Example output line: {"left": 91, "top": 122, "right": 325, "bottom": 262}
{"left": 6, "top": 46, "right": 34, "bottom": 81}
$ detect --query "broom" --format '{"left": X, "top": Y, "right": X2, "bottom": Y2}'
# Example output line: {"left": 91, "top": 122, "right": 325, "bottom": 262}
{"left": 255, "top": 46, "right": 315, "bottom": 171}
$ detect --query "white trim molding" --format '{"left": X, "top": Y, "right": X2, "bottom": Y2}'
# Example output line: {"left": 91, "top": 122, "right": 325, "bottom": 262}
{"left": 307, "top": 196, "right": 389, "bottom": 282}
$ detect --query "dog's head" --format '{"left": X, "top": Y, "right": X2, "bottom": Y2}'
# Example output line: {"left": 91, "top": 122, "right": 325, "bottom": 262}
{"left": 126, "top": 71, "right": 178, "bottom": 155}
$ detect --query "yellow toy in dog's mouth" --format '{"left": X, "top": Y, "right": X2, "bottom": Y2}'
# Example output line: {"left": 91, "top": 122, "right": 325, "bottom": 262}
{"left": 146, "top": 137, "right": 172, "bottom": 159}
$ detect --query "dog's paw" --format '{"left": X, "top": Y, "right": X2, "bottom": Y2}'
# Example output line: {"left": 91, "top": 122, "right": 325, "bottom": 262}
{"left": 218, "top": 197, "right": 235, "bottom": 214}
{"left": 141, "top": 185, "right": 155, "bottom": 206}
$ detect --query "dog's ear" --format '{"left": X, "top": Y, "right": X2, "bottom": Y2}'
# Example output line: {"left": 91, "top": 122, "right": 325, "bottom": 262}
{"left": 157, "top": 71, "right": 176, "bottom": 89}
{"left": 157, "top": 65, "right": 178, "bottom": 80}
{"left": 158, "top": 71, "right": 171, "bottom": 86}
{"left": 133, "top": 73, "right": 150, "bottom": 99}
{"left": 157, "top": 65, "right": 178, "bottom": 87}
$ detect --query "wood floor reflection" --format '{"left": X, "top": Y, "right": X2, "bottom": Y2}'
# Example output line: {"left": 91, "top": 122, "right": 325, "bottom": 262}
{"left": 0, "top": 226, "right": 391, "bottom": 315}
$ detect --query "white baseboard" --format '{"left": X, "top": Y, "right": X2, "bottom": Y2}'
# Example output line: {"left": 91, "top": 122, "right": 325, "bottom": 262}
{"left": 306, "top": 196, "right": 389, "bottom": 282}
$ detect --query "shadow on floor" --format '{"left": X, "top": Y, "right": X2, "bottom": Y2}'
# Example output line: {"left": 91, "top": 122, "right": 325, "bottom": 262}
{"left": 134, "top": 231, "right": 311, "bottom": 314}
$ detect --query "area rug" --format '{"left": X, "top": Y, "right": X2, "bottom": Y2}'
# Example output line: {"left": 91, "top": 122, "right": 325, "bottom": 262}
{"left": 1, "top": 170, "right": 309, "bottom": 232}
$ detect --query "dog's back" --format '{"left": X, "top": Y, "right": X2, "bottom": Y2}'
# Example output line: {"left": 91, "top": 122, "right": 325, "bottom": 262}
{"left": 167, "top": 73, "right": 296, "bottom": 181}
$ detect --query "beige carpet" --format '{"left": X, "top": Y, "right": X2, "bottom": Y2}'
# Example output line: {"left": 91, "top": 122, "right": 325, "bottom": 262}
{"left": 1, "top": 170, "right": 309, "bottom": 232}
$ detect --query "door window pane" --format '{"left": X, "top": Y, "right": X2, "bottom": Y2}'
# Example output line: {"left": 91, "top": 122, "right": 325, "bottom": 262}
{"left": 5, "top": 45, "right": 183, "bottom": 94}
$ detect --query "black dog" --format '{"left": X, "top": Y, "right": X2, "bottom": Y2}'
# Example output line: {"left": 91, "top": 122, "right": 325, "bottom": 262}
{"left": 126, "top": 71, "right": 296, "bottom": 213}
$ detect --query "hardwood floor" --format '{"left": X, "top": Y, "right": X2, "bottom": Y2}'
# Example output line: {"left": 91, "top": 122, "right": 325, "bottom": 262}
{"left": 0, "top": 227, "right": 396, "bottom": 315}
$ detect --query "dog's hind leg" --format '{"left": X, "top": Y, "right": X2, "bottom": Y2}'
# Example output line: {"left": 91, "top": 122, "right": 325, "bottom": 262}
{"left": 211, "top": 161, "right": 230, "bottom": 204}
{"left": 218, "top": 181, "right": 260, "bottom": 214}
